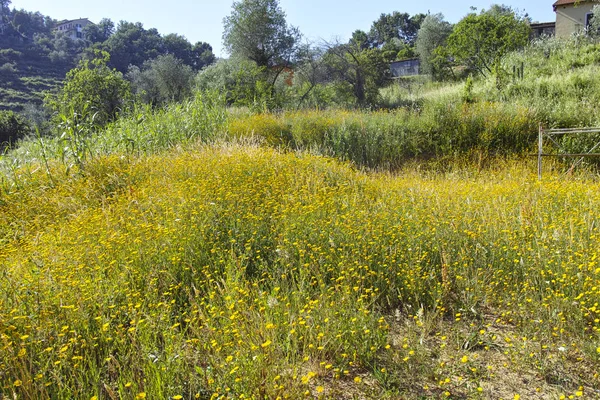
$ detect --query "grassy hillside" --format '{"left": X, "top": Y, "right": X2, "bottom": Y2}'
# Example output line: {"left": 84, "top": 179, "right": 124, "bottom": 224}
{"left": 0, "top": 44, "right": 71, "bottom": 112}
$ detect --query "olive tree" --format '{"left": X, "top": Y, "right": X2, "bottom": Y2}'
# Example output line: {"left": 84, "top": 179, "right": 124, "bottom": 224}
{"left": 415, "top": 13, "right": 453, "bottom": 77}
{"left": 222, "top": 0, "right": 300, "bottom": 69}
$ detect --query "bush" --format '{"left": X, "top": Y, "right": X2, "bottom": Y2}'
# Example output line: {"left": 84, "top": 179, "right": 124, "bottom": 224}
{"left": 196, "top": 58, "right": 273, "bottom": 110}
{"left": 45, "top": 51, "right": 132, "bottom": 129}
{"left": 0, "top": 110, "right": 30, "bottom": 147}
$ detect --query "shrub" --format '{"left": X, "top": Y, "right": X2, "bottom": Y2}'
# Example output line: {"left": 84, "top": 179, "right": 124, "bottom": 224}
{"left": 0, "top": 110, "right": 29, "bottom": 147}
{"left": 44, "top": 51, "right": 132, "bottom": 129}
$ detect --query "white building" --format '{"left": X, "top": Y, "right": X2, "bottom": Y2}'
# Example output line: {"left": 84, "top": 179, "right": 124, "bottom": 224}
{"left": 55, "top": 18, "right": 94, "bottom": 40}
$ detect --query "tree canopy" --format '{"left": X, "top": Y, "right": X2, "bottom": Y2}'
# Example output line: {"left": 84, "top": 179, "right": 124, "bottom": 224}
{"left": 415, "top": 13, "right": 453, "bottom": 76}
{"left": 369, "top": 12, "right": 426, "bottom": 48}
{"left": 45, "top": 51, "right": 131, "bottom": 127}
{"left": 222, "top": 0, "right": 301, "bottom": 68}
{"left": 447, "top": 7, "right": 530, "bottom": 76}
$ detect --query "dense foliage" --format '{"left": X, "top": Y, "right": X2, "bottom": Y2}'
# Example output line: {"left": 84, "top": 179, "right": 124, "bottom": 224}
{"left": 0, "top": 109, "right": 28, "bottom": 145}
{"left": 446, "top": 7, "right": 531, "bottom": 76}
{"left": 44, "top": 52, "right": 131, "bottom": 128}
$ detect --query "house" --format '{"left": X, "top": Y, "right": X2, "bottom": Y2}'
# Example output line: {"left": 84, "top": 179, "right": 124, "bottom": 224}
{"left": 55, "top": 18, "right": 94, "bottom": 40}
{"left": 553, "top": 0, "right": 596, "bottom": 37}
{"left": 390, "top": 58, "right": 420, "bottom": 78}
{"left": 530, "top": 21, "right": 556, "bottom": 38}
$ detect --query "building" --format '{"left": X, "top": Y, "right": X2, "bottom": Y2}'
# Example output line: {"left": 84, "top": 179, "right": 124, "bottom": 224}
{"left": 530, "top": 21, "right": 556, "bottom": 38}
{"left": 55, "top": 18, "right": 94, "bottom": 40}
{"left": 390, "top": 58, "right": 420, "bottom": 78}
{"left": 553, "top": 0, "right": 596, "bottom": 37}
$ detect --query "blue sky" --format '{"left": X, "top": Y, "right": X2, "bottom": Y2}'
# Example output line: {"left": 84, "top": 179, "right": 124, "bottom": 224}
{"left": 11, "top": 0, "right": 557, "bottom": 57}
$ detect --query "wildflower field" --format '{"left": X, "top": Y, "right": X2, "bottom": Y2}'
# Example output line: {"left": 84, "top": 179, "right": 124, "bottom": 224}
{"left": 1, "top": 141, "right": 599, "bottom": 399}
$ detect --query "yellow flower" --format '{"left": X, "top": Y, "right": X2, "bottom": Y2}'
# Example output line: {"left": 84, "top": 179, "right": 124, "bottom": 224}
{"left": 261, "top": 340, "right": 272, "bottom": 348}
{"left": 173, "top": 396, "right": 183, "bottom": 400}
{"left": 461, "top": 355, "right": 469, "bottom": 363}
{"left": 136, "top": 393, "right": 147, "bottom": 399}
{"left": 14, "top": 379, "right": 22, "bottom": 387}
{"left": 354, "top": 376, "right": 362, "bottom": 383}
{"left": 316, "top": 386, "right": 324, "bottom": 393}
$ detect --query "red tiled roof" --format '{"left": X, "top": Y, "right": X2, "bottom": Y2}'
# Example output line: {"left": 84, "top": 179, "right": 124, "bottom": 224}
{"left": 553, "top": 0, "right": 592, "bottom": 8}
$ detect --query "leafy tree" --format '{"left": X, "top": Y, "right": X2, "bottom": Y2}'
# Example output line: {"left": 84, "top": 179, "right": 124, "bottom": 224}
{"left": 102, "top": 21, "right": 163, "bottom": 72}
{"left": 415, "top": 13, "right": 453, "bottom": 76}
{"left": 369, "top": 12, "right": 426, "bottom": 48}
{"left": 222, "top": 0, "right": 300, "bottom": 68}
{"left": 0, "top": 0, "right": 10, "bottom": 29}
{"left": 84, "top": 18, "right": 115, "bottom": 43}
{"left": 45, "top": 51, "right": 131, "bottom": 127}
{"left": 0, "top": 110, "right": 29, "bottom": 146}
{"left": 196, "top": 57, "right": 269, "bottom": 107}
{"left": 127, "top": 54, "right": 195, "bottom": 105}
{"left": 163, "top": 33, "right": 193, "bottom": 65}
{"left": 191, "top": 41, "right": 216, "bottom": 70}
{"left": 7, "top": 9, "right": 54, "bottom": 41}
{"left": 322, "top": 39, "right": 389, "bottom": 107}
{"left": 447, "top": 6, "right": 530, "bottom": 76}
{"left": 588, "top": 5, "right": 600, "bottom": 38}
{"left": 292, "top": 44, "right": 329, "bottom": 108}
{"left": 48, "top": 31, "right": 86, "bottom": 64}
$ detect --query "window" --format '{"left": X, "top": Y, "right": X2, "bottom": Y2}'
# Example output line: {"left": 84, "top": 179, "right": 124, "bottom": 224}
{"left": 586, "top": 12, "right": 593, "bottom": 30}
{"left": 76, "top": 32, "right": 83, "bottom": 38}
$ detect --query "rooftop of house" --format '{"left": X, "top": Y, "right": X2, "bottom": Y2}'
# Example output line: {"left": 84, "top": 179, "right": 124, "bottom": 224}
{"left": 553, "top": 0, "right": 594, "bottom": 10}
{"left": 56, "top": 18, "right": 93, "bottom": 27}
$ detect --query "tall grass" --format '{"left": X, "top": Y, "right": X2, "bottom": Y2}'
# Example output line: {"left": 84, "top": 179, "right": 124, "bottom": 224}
{"left": 227, "top": 104, "right": 538, "bottom": 170}
{"left": 1, "top": 145, "right": 599, "bottom": 399}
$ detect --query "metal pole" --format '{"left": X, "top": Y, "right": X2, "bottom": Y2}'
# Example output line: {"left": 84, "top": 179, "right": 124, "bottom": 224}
{"left": 538, "top": 123, "right": 543, "bottom": 180}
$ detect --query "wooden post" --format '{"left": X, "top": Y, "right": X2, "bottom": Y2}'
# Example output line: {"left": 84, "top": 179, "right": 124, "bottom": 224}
{"left": 520, "top": 62, "right": 524, "bottom": 80}
{"left": 538, "top": 123, "right": 543, "bottom": 180}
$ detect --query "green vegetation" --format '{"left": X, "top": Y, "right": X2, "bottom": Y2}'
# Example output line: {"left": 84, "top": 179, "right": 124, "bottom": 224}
{"left": 0, "top": 109, "right": 28, "bottom": 146}
{"left": 2, "top": 1, "right": 600, "bottom": 399}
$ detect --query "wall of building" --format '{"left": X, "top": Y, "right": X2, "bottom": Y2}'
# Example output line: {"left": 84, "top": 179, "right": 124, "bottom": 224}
{"left": 555, "top": 2, "right": 594, "bottom": 38}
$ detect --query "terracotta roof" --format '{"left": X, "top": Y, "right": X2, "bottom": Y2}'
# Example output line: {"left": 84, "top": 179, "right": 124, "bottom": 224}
{"left": 553, "top": 0, "right": 593, "bottom": 9}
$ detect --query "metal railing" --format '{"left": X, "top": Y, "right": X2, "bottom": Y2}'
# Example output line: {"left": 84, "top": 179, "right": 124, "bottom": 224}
{"left": 537, "top": 124, "right": 600, "bottom": 180}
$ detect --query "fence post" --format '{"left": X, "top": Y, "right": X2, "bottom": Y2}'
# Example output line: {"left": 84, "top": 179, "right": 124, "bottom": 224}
{"left": 538, "top": 123, "right": 543, "bottom": 180}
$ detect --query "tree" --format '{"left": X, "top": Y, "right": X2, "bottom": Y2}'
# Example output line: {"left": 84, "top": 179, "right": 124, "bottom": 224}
{"left": 45, "top": 51, "right": 131, "bottom": 127}
{"left": 415, "top": 13, "right": 453, "bottom": 76}
{"left": 0, "top": 110, "right": 29, "bottom": 146}
{"left": 292, "top": 43, "right": 329, "bottom": 108}
{"left": 447, "top": 6, "right": 530, "bottom": 76}
{"left": 48, "top": 31, "right": 86, "bottom": 64}
{"left": 196, "top": 58, "right": 269, "bottom": 107}
{"left": 191, "top": 41, "right": 216, "bottom": 70}
{"left": 322, "top": 39, "right": 389, "bottom": 107}
{"left": 102, "top": 21, "right": 163, "bottom": 72}
{"left": 222, "top": 0, "right": 300, "bottom": 69}
{"left": 0, "top": 0, "right": 11, "bottom": 35}
{"left": 127, "top": 54, "right": 195, "bottom": 105}
{"left": 83, "top": 18, "right": 115, "bottom": 43}
{"left": 588, "top": 4, "right": 600, "bottom": 38}
{"left": 163, "top": 33, "right": 193, "bottom": 65}
{"left": 369, "top": 12, "right": 427, "bottom": 48}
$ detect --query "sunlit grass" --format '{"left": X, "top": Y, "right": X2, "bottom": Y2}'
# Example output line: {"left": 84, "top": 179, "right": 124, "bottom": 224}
{"left": 1, "top": 143, "right": 599, "bottom": 399}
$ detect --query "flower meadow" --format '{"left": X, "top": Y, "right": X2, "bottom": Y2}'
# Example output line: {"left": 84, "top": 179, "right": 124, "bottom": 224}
{"left": 1, "top": 143, "right": 599, "bottom": 399}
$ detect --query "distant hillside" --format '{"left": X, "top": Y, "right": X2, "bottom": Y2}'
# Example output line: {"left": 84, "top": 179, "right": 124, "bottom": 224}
{"left": 0, "top": 1, "right": 215, "bottom": 113}
{"left": 0, "top": 43, "right": 71, "bottom": 112}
